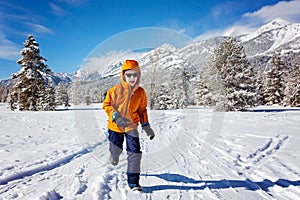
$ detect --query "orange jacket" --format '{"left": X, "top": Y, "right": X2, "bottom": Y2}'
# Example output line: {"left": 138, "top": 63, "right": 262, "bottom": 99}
{"left": 103, "top": 60, "right": 149, "bottom": 133}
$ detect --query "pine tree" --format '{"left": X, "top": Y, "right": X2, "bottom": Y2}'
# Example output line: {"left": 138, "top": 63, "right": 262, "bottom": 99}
{"left": 145, "top": 50, "right": 160, "bottom": 110}
{"left": 68, "top": 81, "right": 80, "bottom": 105}
{"left": 196, "top": 59, "right": 225, "bottom": 111}
{"left": 0, "top": 86, "right": 9, "bottom": 103}
{"left": 213, "top": 37, "right": 257, "bottom": 111}
{"left": 284, "top": 63, "right": 300, "bottom": 107}
{"left": 11, "top": 34, "right": 51, "bottom": 111}
{"left": 264, "top": 53, "right": 286, "bottom": 105}
{"left": 255, "top": 73, "right": 265, "bottom": 106}
{"left": 155, "top": 84, "right": 172, "bottom": 110}
{"left": 195, "top": 71, "right": 214, "bottom": 107}
{"left": 55, "top": 82, "right": 69, "bottom": 107}
{"left": 168, "top": 66, "right": 189, "bottom": 109}
{"left": 85, "top": 92, "right": 91, "bottom": 105}
{"left": 181, "top": 64, "right": 190, "bottom": 107}
{"left": 42, "top": 80, "right": 56, "bottom": 111}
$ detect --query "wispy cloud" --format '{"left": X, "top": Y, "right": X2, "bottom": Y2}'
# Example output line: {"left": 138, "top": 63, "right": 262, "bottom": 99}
{"left": 26, "top": 23, "right": 54, "bottom": 34}
{"left": 0, "top": 1, "right": 43, "bottom": 24}
{"left": 0, "top": 1, "right": 54, "bottom": 60}
{"left": 155, "top": 19, "right": 197, "bottom": 40}
{"left": 0, "top": 31, "right": 20, "bottom": 60}
{"left": 0, "top": 1, "right": 52, "bottom": 35}
{"left": 55, "top": 0, "right": 87, "bottom": 6}
{"left": 211, "top": 1, "right": 241, "bottom": 21}
{"left": 49, "top": 2, "right": 69, "bottom": 17}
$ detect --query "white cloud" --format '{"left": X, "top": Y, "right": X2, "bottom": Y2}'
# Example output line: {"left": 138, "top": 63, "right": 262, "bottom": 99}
{"left": 0, "top": 31, "right": 20, "bottom": 60}
{"left": 196, "top": 25, "right": 256, "bottom": 40}
{"left": 222, "top": 25, "right": 256, "bottom": 37}
{"left": 195, "top": 0, "right": 300, "bottom": 40}
{"left": 81, "top": 50, "right": 139, "bottom": 73}
{"left": 194, "top": 30, "right": 224, "bottom": 41}
{"left": 243, "top": 0, "right": 300, "bottom": 23}
{"left": 26, "top": 23, "right": 54, "bottom": 34}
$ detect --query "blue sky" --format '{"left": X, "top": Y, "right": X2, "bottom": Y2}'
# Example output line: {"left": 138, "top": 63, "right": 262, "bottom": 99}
{"left": 1, "top": 0, "right": 300, "bottom": 80}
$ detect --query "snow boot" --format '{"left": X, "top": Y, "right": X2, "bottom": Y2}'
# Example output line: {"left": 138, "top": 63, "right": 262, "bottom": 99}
{"left": 110, "top": 155, "right": 119, "bottom": 166}
{"left": 129, "top": 183, "right": 142, "bottom": 191}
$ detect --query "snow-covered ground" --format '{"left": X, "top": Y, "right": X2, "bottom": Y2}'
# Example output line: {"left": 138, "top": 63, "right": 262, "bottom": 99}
{"left": 0, "top": 103, "right": 300, "bottom": 200}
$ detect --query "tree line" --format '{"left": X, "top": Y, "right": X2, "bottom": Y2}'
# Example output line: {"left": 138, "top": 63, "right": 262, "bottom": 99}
{"left": 3, "top": 35, "right": 300, "bottom": 111}
{"left": 194, "top": 38, "right": 300, "bottom": 111}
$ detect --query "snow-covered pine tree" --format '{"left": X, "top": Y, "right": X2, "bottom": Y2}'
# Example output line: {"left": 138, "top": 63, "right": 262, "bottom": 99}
{"left": 197, "top": 59, "right": 225, "bottom": 111}
{"left": 255, "top": 73, "right": 265, "bottom": 106}
{"left": 195, "top": 71, "right": 214, "bottom": 107}
{"left": 155, "top": 84, "right": 172, "bottom": 110}
{"left": 55, "top": 82, "right": 69, "bottom": 107}
{"left": 35, "top": 83, "right": 46, "bottom": 111}
{"left": 283, "top": 63, "right": 300, "bottom": 107}
{"left": 0, "top": 86, "right": 9, "bottom": 103}
{"left": 264, "top": 52, "right": 286, "bottom": 105}
{"left": 144, "top": 50, "right": 160, "bottom": 110}
{"left": 85, "top": 92, "right": 91, "bottom": 105}
{"left": 213, "top": 37, "right": 257, "bottom": 111}
{"left": 43, "top": 80, "right": 56, "bottom": 111}
{"left": 169, "top": 82, "right": 179, "bottom": 109}
{"left": 181, "top": 64, "right": 190, "bottom": 107}
{"left": 168, "top": 66, "right": 189, "bottom": 109}
{"left": 68, "top": 81, "right": 81, "bottom": 105}
{"left": 92, "top": 81, "right": 105, "bottom": 103}
{"left": 11, "top": 34, "right": 51, "bottom": 111}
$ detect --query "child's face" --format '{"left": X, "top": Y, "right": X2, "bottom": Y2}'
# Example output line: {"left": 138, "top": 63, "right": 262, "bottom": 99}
{"left": 124, "top": 70, "right": 139, "bottom": 87}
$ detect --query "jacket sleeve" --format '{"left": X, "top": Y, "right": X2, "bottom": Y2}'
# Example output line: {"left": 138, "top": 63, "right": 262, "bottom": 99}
{"left": 103, "top": 87, "right": 115, "bottom": 121}
{"left": 138, "top": 88, "right": 149, "bottom": 126}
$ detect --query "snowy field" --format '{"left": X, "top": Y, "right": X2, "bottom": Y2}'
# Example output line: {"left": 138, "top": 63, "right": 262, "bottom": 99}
{"left": 0, "top": 103, "right": 300, "bottom": 200}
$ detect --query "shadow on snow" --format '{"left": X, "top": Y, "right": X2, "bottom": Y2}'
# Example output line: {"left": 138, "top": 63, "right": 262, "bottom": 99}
{"left": 141, "top": 173, "right": 300, "bottom": 193}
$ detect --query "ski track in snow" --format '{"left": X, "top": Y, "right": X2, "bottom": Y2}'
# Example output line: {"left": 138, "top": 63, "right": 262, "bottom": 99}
{"left": 0, "top": 141, "right": 104, "bottom": 186}
{"left": 0, "top": 104, "right": 300, "bottom": 199}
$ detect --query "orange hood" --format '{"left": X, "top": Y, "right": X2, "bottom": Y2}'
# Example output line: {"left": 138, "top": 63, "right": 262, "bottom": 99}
{"left": 121, "top": 59, "right": 141, "bottom": 91}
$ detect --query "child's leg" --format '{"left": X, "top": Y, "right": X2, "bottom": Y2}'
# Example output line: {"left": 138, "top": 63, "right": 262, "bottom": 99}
{"left": 108, "top": 129, "right": 124, "bottom": 158}
{"left": 125, "top": 130, "right": 142, "bottom": 186}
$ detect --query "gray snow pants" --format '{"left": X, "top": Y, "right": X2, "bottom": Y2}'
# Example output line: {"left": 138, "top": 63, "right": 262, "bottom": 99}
{"left": 108, "top": 129, "right": 142, "bottom": 185}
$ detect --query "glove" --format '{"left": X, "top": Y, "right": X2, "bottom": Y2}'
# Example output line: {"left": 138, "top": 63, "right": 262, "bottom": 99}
{"left": 142, "top": 124, "right": 155, "bottom": 140}
{"left": 112, "top": 112, "right": 128, "bottom": 128}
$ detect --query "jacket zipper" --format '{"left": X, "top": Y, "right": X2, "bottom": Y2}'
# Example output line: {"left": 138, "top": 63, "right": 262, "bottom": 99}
{"left": 123, "top": 86, "right": 132, "bottom": 120}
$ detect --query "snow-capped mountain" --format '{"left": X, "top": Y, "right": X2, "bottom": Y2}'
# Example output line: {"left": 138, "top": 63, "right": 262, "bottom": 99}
{"left": 138, "top": 43, "right": 193, "bottom": 71}
{"left": 239, "top": 18, "right": 291, "bottom": 43}
{"left": 76, "top": 19, "right": 300, "bottom": 82}
{"left": 0, "top": 79, "right": 11, "bottom": 88}
{"left": 179, "top": 36, "right": 228, "bottom": 69}
{"left": 74, "top": 43, "right": 196, "bottom": 83}
{"left": 51, "top": 72, "right": 73, "bottom": 85}
{"left": 0, "top": 72, "right": 73, "bottom": 89}
{"left": 240, "top": 18, "right": 300, "bottom": 57}
{"left": 73, "top": 51, "right": 143, "bottom": 81}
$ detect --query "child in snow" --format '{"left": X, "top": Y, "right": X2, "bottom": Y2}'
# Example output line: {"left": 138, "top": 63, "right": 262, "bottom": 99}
{"left": 103, "top": 59, "right": 155, "bottom": 190}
